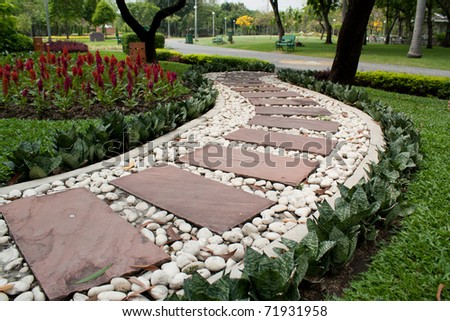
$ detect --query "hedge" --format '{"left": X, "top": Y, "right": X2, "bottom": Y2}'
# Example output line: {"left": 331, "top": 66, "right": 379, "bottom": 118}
{"left": 0, "top": 33, "right": 33, "bottom": 53}
{"left": 122, "top": 32, "right": 165, "bottom": 54}
{"left": 354, "top": 71, "right": 450, "bottom": 100}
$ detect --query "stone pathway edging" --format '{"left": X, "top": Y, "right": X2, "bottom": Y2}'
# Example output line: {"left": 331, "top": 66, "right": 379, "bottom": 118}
{"left": 207, "top": 79, "right": 385, "bottom": 283}
{"left": 0, "top": 95, "right": 226, "bottom": 196}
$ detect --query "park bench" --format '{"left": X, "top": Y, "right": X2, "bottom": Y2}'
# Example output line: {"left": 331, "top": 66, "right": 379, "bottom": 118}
{"left": 212, "top": 35, "right": 224, "bottom": 44}
{"left": 275, "top": 35, "right": 296, "bottom": 51}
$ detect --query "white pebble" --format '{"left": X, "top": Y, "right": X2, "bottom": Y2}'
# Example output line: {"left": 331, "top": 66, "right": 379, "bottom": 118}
{"left": 73, "top": 293, "right": 89, "bottom": 301}
{"left": 141, "top": 229, "right": 155, "bottom": 243}
{"left": 98, "top": 291, "right": 127, "bottom": 301}
{"left": 196, "top": 227, "right": 213, "bottom": 240}
{"left": 32, "top": 286, "right": 46, "bottom": 301}
{"left": 149, "top": 285, "right": 168, "bottom": 300}
{"left": 273, "top": 183, "right": 285, "bottom": 191}
{"left": 0, "top": 247, "right": 19, "bottom": 263}
{"left": 169, "top": 273, "right": 188, "bottom": 290}
{"left": 252, "top": 238, "right": 270, "bottom": 249}
{"left": 131, "top": 277, "right": 150, "bottom": 292}
{"left": 228, "top": 243, "right": 245, "bottom": 261}
{"left": 110, "top": 203, "right": 124, "bottom": 212}
{"left": 242, "top": 223, "right": 258, "bottom": 236}
{"left": 104, "top": 192, "right": 119, "bottom": 201}
{"left": 271, "top": 204, "right": 288, "bottom": 212}
{"left": 7, "top": 189, "right": 22, "bottom": 199}
{"left": 269, "top": 222, "right": 288, "bottom": 234}
{"left": 182, "top": 241, "right": 201, "bottom": 256}
{"left": 22, "top": 189, "right": 37, "bottom": 198}
{"left": 295, "top": 207, "right": 311, "bottom": 217}
{"left": 0, "top": 293, "right": 9, "bottom": 301}
{"left": 35, "top": 183, "right": 51, "bottom": 194}
{"left": 263, "top": 232, "right": 281, "bottom": 241}
{"left": 87, "top": 284, "right": 114, "bottom": 297}
{"left": 179, "top": 223, "right": 192, "bottom": 233}
{"left": 111, "top": 278, "right": 131, "bottom": 292}
{"left": 155, "top": 234, "right": 168, "bottom": 246}
{"left": 101, "top": 184, "right": 115, "bottom": 193}
{"left": 161, "top": 262, "right": 180, "bottom": 280}
{"left": 6, "top": 281, "right": 30, "bottom": 295}
{"left": 5, "top": 258, "right": 23, "bottom": 271}
{"left": 135, "top": 202, "right": 149, "bottom": 212}
{"left": 14, "top": 291, "right": 34, "bottom": 301}
{"left": 205, "top": 256, "right": 226, "bottom": 272}
{"left": 125, "top": 195, "right": 137, "bottom": 205}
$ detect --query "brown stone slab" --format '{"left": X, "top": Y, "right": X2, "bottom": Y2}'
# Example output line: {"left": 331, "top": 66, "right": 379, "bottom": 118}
{"left": 224, "top": 128, "right": 337, "bottom": 156}
{"left": 248, "top": 115, "right": 340, "bottom": 133}
{"left": 249, "top": 98, "right": 319, "bottom": 106}
{"left": 179, "top": 145, "right": 318, "bottom": 186}
{"left": 231, "top": 86, "right": 283, "bottom": 92}
{"left": 0, "top": 188, "right": 169, "bottom": 300}
{"left": 221, "top": 82, "right": 265, "bottom": 87}
{"left": 241, "top": 91, "right": 301, "bottom": 98}
{"left": 111, "top": 165, "right": 275, "bottom": 234}
{"left": 255, "top": 106, "right": 332, "bottom": 117}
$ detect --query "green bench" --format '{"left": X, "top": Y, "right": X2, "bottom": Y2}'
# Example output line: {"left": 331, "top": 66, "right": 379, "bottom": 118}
{"left": 275, "top": 35, "right": 296, "bottom": 51}
{"left": 212, "top": 35, "right": 224, "bottom": 44}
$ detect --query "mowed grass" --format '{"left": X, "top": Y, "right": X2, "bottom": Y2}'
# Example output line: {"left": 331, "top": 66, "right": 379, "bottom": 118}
{"left": 342, "top": 89, "right": 450, "bottom": 300}
{"left": 196, "top": 35, "right": 450, "bottom": 71}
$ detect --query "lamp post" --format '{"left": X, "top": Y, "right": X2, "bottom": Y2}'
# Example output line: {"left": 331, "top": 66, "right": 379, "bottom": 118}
{"left": 233, "top": 19, "right": 235, "bottom": 35}
{"left": 212, "top": 12, "right": 215, "bottom": 37}
{"left": 194, "top": 0, "right": 198, "bottom": 40}
{"left": 224, "top": 17, "right": 227, "bottom": 35}
{"left": 44, "top": 0, "right": 52, "bottom": 41}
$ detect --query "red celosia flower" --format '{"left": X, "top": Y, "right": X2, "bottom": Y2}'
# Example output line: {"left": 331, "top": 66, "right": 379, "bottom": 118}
{"left": 92, "top": 70, "right": 99, "bottom": 82}
{"left": 11, "top": 70, "right": 19, "bottom": 84}
{"left": 0, "top": 66, "right": 3, "bottom": 78}
{"left": 133, "top": 64, "right": 139, "bottom": 77}
{"left": 86, "top": 52, "right": 94, "bottom": 65}
{"left": 62, "top": 46, "right": 69, "bottom": 57}
{"left": 39, "top": 54, "right": 47, "bottom": 64}
{"left": 97, "top": 64, "right": 104, "bottom": 75}
{"left": 2, "top": 76, "right": 8, "bottom": 96}
{"left": 56, "top": 66, "right": 62, "bottom": 78}
{"left": 148, "top": 80, "right": 153, "bottom": 90}
{"left": 126, "top": 56, "right": 132, "bottom": 68}
{"left": 64, "top": 75, "right": 72, "bottom": 93}
{"left": 144, "top": 65, "right": 151, "bottom": 79}
{"left": 29, "top": 69, "right": 37, "bottom": 81}
{"left": 37, "top": 78, "right": 43, "bottom": 93}
{"left": 77, "top": 67, "right": 83, "bottom": 78}
{"left": 15, "top": 59, "right": 24, "bottom": 71}
{"left": 72, "top": 66, "right": 78, "bottom": 77}
{"left": 21, "top": 88, "right": 28, "bottom": 98}
{"left": 104, "top": 56, "right": 110, "bottom": 65}
{"left": 95, "top": 50, "right": 102, "bottom": 65}
{"left": 25, "top": 58, "right": 34, "bottom": 71}
{"left": 109, "top": 71, "right": 117, "bottom": 88}
{"left": 97, "top": 75, "right": 104, "bottom": 88}
{"left": 127, "top": 81, "right": 132, "bottom": 98}
{"left": 110, "top": 55, "right": 117, "bottom": 67}
{"left": 49, "top": 53, "right": 56, "bottom": 64}
{"left": 118, "top": 66, "right": 125, "bottom": 79}
{"left": 136, "top": 52, "right": 142, "bottom": 68}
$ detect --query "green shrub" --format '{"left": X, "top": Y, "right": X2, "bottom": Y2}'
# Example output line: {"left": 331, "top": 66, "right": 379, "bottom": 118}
{"left": 121, "top": 33, "right": 140, "bottom": 54}
{"left": 122, "top": 32, "right": 165, "bottom": 54}
{"left": 155, "top": 32, "right": 165, "bottom": 49}
{"left": 181, "top": 54, "right": 275, "bottom": 72}
{"left": 0, "top": 33, "right": 33, "bottom": 53}
{"left": 156, "top": 49, "right": 182, "bottom": 61}
{"left": 354, "top": 71, "right": 450, "bottom": 99}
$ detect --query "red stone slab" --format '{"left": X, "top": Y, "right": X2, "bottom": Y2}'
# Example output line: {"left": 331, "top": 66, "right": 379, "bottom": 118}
{"left": 111, "top": 164, "right": 275, "bottom": 234}
{"left": 249, "top": 98, "right": 319, "bottom": 106}
{"left": 231, "top": 86, "right": 283, "bottom": 92}
{"left": 248, "top": 115, "right": 340, "bottom": 133}
{"left": 221, "top": 82, "right": 265, "bottom": 87}
{"left": 255, "top": 106, "right": 331, "bottom": 117}
{"left": 179, "top": 145, "right": 318, "bottom": 186}
{"left": 0, "top": 188, "right": 169, "bottom": 300}
{"left": 224, "top": 128, "right": 337, "bottom": 156}
{"left": 241, "top": 91, "right": 301, "bottom": 98}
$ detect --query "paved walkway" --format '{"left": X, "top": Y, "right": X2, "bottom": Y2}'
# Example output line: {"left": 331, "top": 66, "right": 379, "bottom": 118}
{"left": 166, "top": 38, "right": 450, "bottom": 78}
{"left": 0, "top": 72, "right": 383, "bottom": 301}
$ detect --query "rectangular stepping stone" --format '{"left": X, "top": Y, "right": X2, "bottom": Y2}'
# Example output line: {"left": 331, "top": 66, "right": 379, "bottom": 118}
{"left": 0, "top": 188, "right": 169, "bottom": 300}
{"left": 224, "top": 128, "right": 337, "bottom": 156}
{"left": 221, "top": 82, "right": 265, "bottom": 87}
{"left": 111, "top": 164, "right": 275, "bottom": 234}
{"left": 231, "top": 86, "right": 283, "bottom": 92}
{"left": 249, "top": 115, "right": 340, "bottom": 133}
{"left": 255, "top": 106, "right": 331, "bottom": 117}
{"left": 179, "top": 145, "right": 318, "bottom": 187}
{"left": 241, "top": 91, "right": 301, "bottom": 98}
{"left": 249, "top": 98, "right": 319, "bottom": 106}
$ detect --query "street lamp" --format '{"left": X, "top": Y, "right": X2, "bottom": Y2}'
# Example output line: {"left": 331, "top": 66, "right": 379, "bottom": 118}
{"left": 233, "top": 19, "right": 235, "bottom": 35}
{"left": 44, "top": 0, "right": 52, "bottom": 41}
{"left": 224, "top": 17, "right": 227, "bottom": 35}
{"left": 212, "top": 12, "right": 215, "bottom": 37}
{"left": 194, "top": 0, "right": 198, "bottom": 40}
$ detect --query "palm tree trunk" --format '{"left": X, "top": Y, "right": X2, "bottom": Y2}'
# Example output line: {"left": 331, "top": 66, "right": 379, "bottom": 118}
{"left": 407, "top": 0, "right": 427, "bottom": 58}
{"left": 426, "top": 1, "right": 433, "bottom": 49}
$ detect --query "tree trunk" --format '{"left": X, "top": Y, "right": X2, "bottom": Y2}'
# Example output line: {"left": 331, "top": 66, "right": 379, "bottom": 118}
{"left": 322, "top": 10, "right": 333, "bottom": 44}
{"left": 329, "top": 0, "right": 376, "bottom": 85}
{"left": 407, "top": 0, "right": 427, "bottom": 58}
{"left": 426, "top": 1, "right": 433, "bottom": 49}
{"left": 436, "top": 0, "right": 450, "bottom": 46}
{"left": 385, "top": 16, "right": 398, "bottom": 45}
{"left": 342, "top": 0, "right": 348, "bottom": 22}
{"left": 269, "top": 0, "right": 285, "bottom": 40}
{"left": 116, "top": 0, "right": 186, "bottom": 63}
{"left": 445, "top": 20, "right": 450, "bottom": 47}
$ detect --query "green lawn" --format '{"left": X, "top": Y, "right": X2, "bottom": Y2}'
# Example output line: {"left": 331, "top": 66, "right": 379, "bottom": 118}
{"left": 342, "top": 89, "right": 450, "bottom": 300}
{"left": 195, "top": 35, "right": 450, "bottom": 71}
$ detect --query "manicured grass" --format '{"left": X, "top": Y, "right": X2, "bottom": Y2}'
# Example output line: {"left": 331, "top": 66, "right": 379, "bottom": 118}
{"left": 196, "top": 35, "right": 450, "bottom": 71}
{"left": 342, "top": 89, "right": 450, "bottom": 300}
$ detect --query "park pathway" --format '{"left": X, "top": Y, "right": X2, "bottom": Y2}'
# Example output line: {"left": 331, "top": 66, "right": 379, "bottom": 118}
{"left": 166, "top": 38, "right": 450, "bottom": 78}
{"left": 0, "top": 72, "right": 379, "bottom": 301}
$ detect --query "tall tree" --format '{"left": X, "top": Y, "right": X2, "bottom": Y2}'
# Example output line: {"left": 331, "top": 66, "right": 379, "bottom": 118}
{"left": 50, "top": 0, "right": 84, "bottom": 38}
{"left": 116, "top": 0, "right": 186, "bottom": 63}
{"left": 329, "top": 0, "right": 376, "bottom": 84}
{"left": 407, "top": 0, "right": 427, "bottom": 57}
{"left": 83, "top": 0, "right": 99, "bottom": 26}
{"left": 436, "top": 0, "right": 450, "bottom": 47}
{"left": 307, "top": 0, "right": 339, "bottom": 44}
{"left": 426, "top": 0, "right": 433, "bottom": 49}
{"left": 92, "top": 0, "right": 116, "bottom": 36}
{"left": 269, "top": 0, "right": 285, "bottom": 40}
